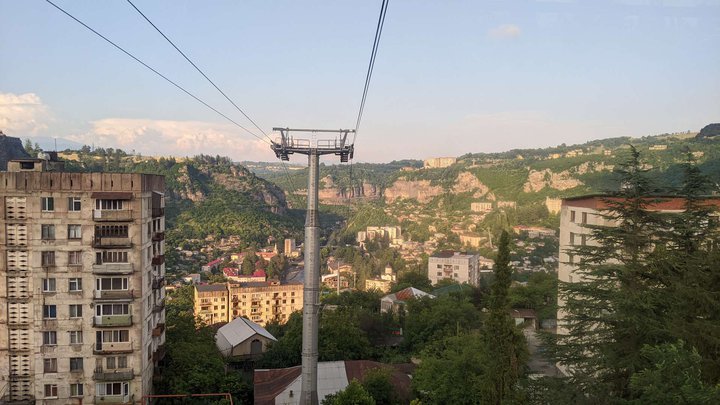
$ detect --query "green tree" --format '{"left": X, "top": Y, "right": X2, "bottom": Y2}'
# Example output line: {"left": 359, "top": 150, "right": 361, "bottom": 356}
{"left": 322, "top": 380, "right": 376, "bottom": 405}
{"left": 402, "top": 295, "right": 482, "bottom": 353}
{"left": 478, "top": 231, "right": 526, "bottom": 404}
{"left": 392, "top": 270, "right": 432, "bottom": 293}
{"left": 361, "top": 367, "right": 398, "bottom": 405}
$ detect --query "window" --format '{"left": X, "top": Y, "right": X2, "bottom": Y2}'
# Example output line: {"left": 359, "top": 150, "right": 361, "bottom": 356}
{"left": 68, "top": 197, "right": 81, "bottom": 212}
{"left": 96, "top": 382, "right": 129, "bottom": 396}
{"left": 570, "top": 210, "right": 576, "bottom": 222}
{"left": 43, "top": 331, "right": 57, "bottom": 346}
{"left": 68, "top": 224, "right": 82, "bottom": 239}
{"left": 580, "top": 235, "right": 587, "bottom": 246}
{"left": 69, "top": 304, "right": 83, "bottom": 318}
{"left": 69, "top": 331, "right": 83, "bottom": 344}
{"left": 95, "top": 303, "right": 129, "bottom": 316}
{"left": 98, "top": 330, "right": 130, "bottom": 343}
{"left": 96, "top": 199, "right": 124, "bottom": 210}
{"left": 43, "top": 305, "right": 57, "bottom": 319}
{"left": 436, "top": 264, "right": 442, "bottom": 269}
{"left": 96, "top": 251, "right": 128, "bottom": 264}
{"left": 43, "top": 358, "right": 57, "bottom": 373}
{"left": 42, "top": 278, "right": 56, "bottom": 292}
{"left": 95, "top": 225, "right": 128, "bottom": 238}
{"left": 69, "top": 357, "right": 83, "bottom": 372}
{"left": 69, "top": 278, "right": 82, "bottom": 292}
{"left": 581, "top": 212, "right": 588, "bottom": 224}
{"left": 41, "top": 197, "right": 54, "bottom": 212}
{"left": 97, "top": 277, "right": 128, "bottom": 291}
{"left": 44, "top": 384, "right": 58, "bottom": 398}
{"left": 68, "top": 251, "right": 83, "bottom": 266}
{"left": 41, "top": 251, "right": 55, "bottom": 266}
{"left": 70, "top": 383, "right": 84, "bottom": 397}
{"left": 41, "top": 224, "right": 55, "bottom": 240}
{"left": 106, "top": 356, "right": 116, "bottom": 369}
{"left": 570, "top": 232, "right": 576, "bottom": 246}
{"left": 437, "top": 271, "right": 442, "bottom": 276}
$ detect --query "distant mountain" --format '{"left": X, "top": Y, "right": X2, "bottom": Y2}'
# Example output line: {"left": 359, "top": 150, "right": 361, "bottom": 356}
{"left": 0, "top": 133, "right": 31, "bottom": 170}
{"left": 15, "top": 136, "right": 85, "bottom": 152}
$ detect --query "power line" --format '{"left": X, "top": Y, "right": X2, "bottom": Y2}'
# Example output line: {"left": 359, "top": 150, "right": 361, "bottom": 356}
{"left": 43, "top": 0, "right": 269, "bottom": 146}
{"left": 124, "top": 0, "right": 273, "bottom": 144}
{"left": 353, "top": 0, "right": 390, "bottom": 145}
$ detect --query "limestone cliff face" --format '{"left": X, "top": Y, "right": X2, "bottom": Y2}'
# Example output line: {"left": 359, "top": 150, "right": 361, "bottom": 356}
{"left": 452, "top": 171, "right": 495, "bottom": 199}
{"left": 523, "top": 169, "right": 583, "bottom": 192}
{"left": 318, "top": 176, "right": 381, "bottom": 204}
{"left": 384, "top": 178, "right": 444, "bottom": 203}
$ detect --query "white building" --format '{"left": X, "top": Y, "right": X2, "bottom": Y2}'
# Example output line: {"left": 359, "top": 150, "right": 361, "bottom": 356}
{"left": 215, "top": 317, "right": 277, "bottom": 358}
{"left": 428, "top": 251, "right": 480, "bottom": 286}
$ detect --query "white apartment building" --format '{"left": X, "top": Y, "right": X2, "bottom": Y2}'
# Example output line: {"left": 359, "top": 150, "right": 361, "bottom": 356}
{"left": 0, "top": 158, "right": 166, "bottom": 404}
{"left": 428, "top": 251, "right": 480, "bottom": 286}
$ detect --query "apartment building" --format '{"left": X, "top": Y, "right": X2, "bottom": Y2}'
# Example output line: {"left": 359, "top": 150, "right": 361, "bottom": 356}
{"left": 557, "top": 195, "right": 720, "bottom": 336}
{"left": 427, "top": 251, "right": 480, "bottom": 286}
{"left": 0, "top": 158, "right": 166, "bottom": 404}
{"left": 194, "top": 281, "right": 303, "bottom": 327}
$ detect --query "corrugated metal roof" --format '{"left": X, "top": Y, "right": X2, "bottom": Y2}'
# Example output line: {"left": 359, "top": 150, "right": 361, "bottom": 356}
{"left": 195, "top": 284, "right": 227, "bottom": 292}
{"left": 217, "top": 317, "right": 276, "bottom": 348}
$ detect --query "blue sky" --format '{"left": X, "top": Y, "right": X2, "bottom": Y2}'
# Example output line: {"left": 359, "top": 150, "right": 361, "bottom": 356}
{"left": 1, "top": 0, "right": 718, "bottom": 162}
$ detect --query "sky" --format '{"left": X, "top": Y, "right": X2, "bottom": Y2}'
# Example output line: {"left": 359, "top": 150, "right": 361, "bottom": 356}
{"left": 1, "top": 0, "right": 719, "bottom": 163}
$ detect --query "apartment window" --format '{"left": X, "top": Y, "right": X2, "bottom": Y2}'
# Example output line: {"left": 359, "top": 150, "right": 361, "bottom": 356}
{"left": 43, "top": 305, "right": 57, "bottom": 319}
{"left": 70, "top": 383, "right": 84, "bottom": 397}
{"left": 98, "top": 330, "right": 130, "bottom": 343}
{"left": 41, "top": 197, "right": 54, "bottom": 212}
{"left": 69, "top": 331, "right": 83, "bottom": 344}
{"left": 106, "top": 357, "right": 117, "bottom": 369}
{"left": 568, "top": 254, "right": 574, "bottom": 265}
{"left": 41, "top": 251, "right": 55, "bottom": 266}
{"left": 69, "top": 278, "right": 82, "bottom": 292}
{"left": 68, "top": 224, "right": 82, "bottom": 239}
{"left": 570, "top": 210, "right": 576, "bottom": 222}
{"left": 97, "top": 382, "right": 129, "bottom": 396}
{"left": 69, "top": 304, "right": 83, "bottom": 318}
{"left": 96, "top": 199, "right": 124, "bottom": 210}
{"left": 570, "top": 232, "right": 576, "bottom": 246}
{"left": 97, "top": 277, "right": 128, "bottom": 291}
{"left": 43, "top": 331, "right": 57, "bottom": 346}
{"left": 437, "top": 271, "right": 442, "bottom": 276}
{"left": 581, "top": 212, "right": 588, "bottom": 224}
{"left": 69, "top": 251, "right": 83, "bottom": 266}
{"left": 96, "top": 251, "right": 128, "bottom": 264}
{"left": 43, "top": 358, "right": 57, "bottom": 373}
{"left": 436, "top": 264, "right": 442, "bottom": 269}
{"left": 69, "top": 357, "right": 83, "bottom": 372}
{"left": 454, "top": 273, "right": 459, "bottom": 277}
{"left": 68, "top": 197, "right": 82, "bottom": 212}
{"left": 42, "top": 278, "right": 56, "bottom": 293}
{"left": 118, "top": 356, "right": 128, "bottom": 369}
{"left": 95, "top": 303, "right": 129, "bottom": 316}
{"left": 44, "top": 384, "right": 58, "bottom": 398}
{"left": 580, "top": 235, "right": 587, "bottom": 246}
{"left": 95, "top": 225, "right": 128, "bottom": 238}
{"left": 41, "top": 224, "right": 55, "bottom": 240}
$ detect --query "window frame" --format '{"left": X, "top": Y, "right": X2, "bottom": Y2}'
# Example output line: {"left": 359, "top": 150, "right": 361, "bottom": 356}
{"left": 41, "top": 224, "right": 55, "bottom": 240}
{"left": 68, "top": 224, "right": 82, "bottom": 240}
{"left": 43, "top": 331, "right": 57, "bottom": 346}
{"left": 69, "top": 304, "right": 83, "bottom": 318}
{"left": 41, "top": 197, "right": 55, "bottom": 212}
{"left": 44, "top": 384, "right": 58, "bottom": 398}
{"left": 43, "top": 358, "right": 58, "bottom": 373}
{"left": 68, "top": 197, "right": 82, "bottom": 212}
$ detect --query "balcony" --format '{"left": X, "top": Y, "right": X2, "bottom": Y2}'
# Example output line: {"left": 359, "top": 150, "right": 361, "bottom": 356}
{"left": 94, "top": 340, "right": 133, "bottom": 354}
{"left": 93, "top": 263, "right": 134, "bottom": 275}
{"left": 151, "top": 231, "right": 165, "bottom": 242}
{"left": 152, "top": 300, "right": 166, "bottom": 314}
{"left": 152, "top": 207, "right": 164, "bottom": 218}
{"left": 152, "top": 277, "right": 165, "bottom": 290}
{"left": 94, "top": 289, "right": 135, "bottom": 300}
{"left": 152, "top": 323, "right": 165, "bottom": 337}
{"left": 94, "top": 394, "right": 134, "bottom": 404}
{"left": 94, "top": 314, "right": 132, "bottom": 327}
{"left": 151, "top": 255, "right": 165, "bottom": 266}
{"left": 93, "top": 209, "right": 134, "bottom": 222}
{"left": 93, "top": 236, "right": 132, "bottom": 249}
{"left": 152, "top": 344, "right": 166, "bottom": 362}
{"left": 94, "top": 367, "right": 134, "bottom": 381}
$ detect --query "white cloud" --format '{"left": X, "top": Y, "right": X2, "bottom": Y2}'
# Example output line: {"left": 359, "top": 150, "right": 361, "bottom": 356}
{"left": 488, "top": 24, "right": 522, "bottom": 39}
{"left": 66, "top": 118, "right": 275, "bottom": 160}
{"left": 0, "top": 92, "right": 50, "bottom": 134}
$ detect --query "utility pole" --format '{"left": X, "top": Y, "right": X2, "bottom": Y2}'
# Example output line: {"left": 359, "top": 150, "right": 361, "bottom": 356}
{"left": 272, "top": 128, "right": 354, "bottom": 405}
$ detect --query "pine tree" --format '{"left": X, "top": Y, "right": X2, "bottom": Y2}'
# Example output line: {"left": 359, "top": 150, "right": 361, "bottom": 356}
{"left": 479, "top": 230, "right": 526, "bottom": 404}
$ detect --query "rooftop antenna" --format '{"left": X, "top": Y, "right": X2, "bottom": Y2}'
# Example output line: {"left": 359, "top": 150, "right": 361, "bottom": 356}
{"left": 271, "top": 128, "right": 354, "bottom": 405}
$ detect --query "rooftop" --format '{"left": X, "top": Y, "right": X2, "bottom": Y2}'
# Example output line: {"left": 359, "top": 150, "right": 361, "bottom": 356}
{"left": 195, "top": 284, "right": 227, "bottom": 293}
{"left": 216, "top": 317, "right": 276, "bottom": 348}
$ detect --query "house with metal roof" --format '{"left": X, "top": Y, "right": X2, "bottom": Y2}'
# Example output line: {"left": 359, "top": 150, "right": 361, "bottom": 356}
{"left": 380, "top": 287, "right": 434, "bottom": 314}
{"left": 215, "top": 316, "right": 277, "bottom": 359}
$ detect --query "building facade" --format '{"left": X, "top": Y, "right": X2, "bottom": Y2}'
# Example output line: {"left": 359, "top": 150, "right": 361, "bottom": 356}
{"left": 194, "top": 281, "right": 303, "bottom": 327}
{"left": 427, "top": 251, "right": 480, "bottom": 286}
{"left": 0, "top": 159, "right": 166, "bottom": 404}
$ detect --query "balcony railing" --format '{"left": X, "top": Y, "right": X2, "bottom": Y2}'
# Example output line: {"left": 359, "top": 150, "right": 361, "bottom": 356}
{"left": 93, "top": 263, "right": 134, "bottom": 275}
{"left": 94, "top": 367, "right": 134, "bottom": 381}
{"left": 93, "top": 236, "right": 132, "bottom": 248}
{"left": 94, "top": 340, "right": 133, "bottom": 354}
{"left": 94, "top": 314, "right": 133, "bottom": 327}
{"left": 94, "top": 289, "right": 135, "bottom": 300}
{"left": 151, "top": 255, "right": 165, "bottom": 266}
{"left": 93, "top": 209, "right": 134, "bottom": 222}
{"left": 94, "top": 394, "right": 134, "bottom": 404}
{"left": 152, "top": 231, "right": 165, "bottom": 242}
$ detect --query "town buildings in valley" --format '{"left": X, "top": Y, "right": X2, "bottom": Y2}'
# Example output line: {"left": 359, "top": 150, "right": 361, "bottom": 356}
{"left": 365, "top": 265, "right": 396, "bottom": 293}
{"left": 0, "top": 157, "right": 166, "bottom": 404}
{"left": 428, "top": 251, "right": 480, "bottom": 286}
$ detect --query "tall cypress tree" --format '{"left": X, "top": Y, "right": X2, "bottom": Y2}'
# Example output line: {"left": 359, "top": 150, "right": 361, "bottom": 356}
{"left": 480, "top": 230, "right": 526, "bottom": 404}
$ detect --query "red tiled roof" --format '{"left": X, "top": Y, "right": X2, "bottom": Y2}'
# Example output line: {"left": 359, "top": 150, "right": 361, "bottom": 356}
{"left": 206, "top": 258, "right": 223, "bottom": 267}
{"left": 223, "top": 267, "right": 238, "bottom": 277}
{"left": 252, "top": 269, "right": 267, "bottom": 278}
